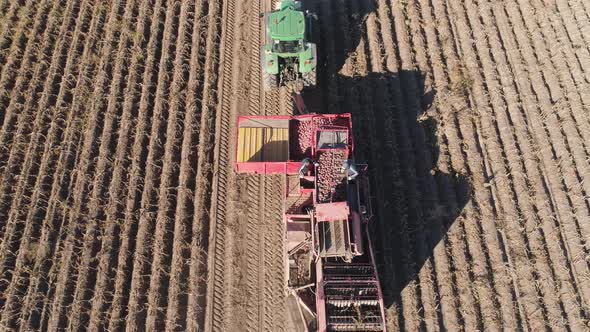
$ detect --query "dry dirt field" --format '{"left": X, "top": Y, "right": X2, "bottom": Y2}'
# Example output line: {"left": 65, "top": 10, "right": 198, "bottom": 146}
{"left": 0, "top": 0, "right": 221, "bottom": 330}
{"left": 0, "top": 0, "right": 589, "bottom": 331}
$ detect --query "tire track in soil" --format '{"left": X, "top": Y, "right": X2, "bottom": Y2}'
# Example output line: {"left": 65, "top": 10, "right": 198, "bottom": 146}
{"left": 241, "top": 2, "right": 265, "bottom": 329}
{"left": 203, "top": 0, "right": 243, "bottom": 330}
{"left": 206, "top": 0, "right": 288, "bottom": 330}
{"left": 231, "top": 0, "right": 285, "bottom": 330}
{"left": 2, "top": 0, "right": 589, "bottom": 329}
{"left": 260, "top": 1, "right": 287, "bottom": 330}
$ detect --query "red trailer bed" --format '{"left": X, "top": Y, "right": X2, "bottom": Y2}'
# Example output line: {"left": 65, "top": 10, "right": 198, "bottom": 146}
{"left": 234, "top": 114, "right": 352, "bottom": 174}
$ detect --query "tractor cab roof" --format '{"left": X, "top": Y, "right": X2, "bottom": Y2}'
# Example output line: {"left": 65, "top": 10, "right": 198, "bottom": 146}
{"left": 268, "top": 8, "right": 305, "bottom": 41}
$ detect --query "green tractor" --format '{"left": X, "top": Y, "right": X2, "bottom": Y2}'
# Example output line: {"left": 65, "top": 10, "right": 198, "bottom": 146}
{"left": 261, "top": 1, "right": 317, "bottom": 90}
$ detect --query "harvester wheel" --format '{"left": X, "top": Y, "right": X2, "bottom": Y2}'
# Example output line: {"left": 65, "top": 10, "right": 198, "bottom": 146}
{"left": 302, "top": 70, "right": 316, "bottom": 87}
{"left": 263, "top": 71, "right": 278, "bottom": 91}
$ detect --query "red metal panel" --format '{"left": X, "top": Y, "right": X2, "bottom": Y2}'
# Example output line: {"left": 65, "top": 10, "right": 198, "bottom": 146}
{"left": 315, "top": 259, "right": 327, "bottom": 332}
{"left": 235, "top": 161, "right": 302, "bottom": 175}
{"left": 315, "top": 202, "right": 349, "bottom": 221}
{"left": 365, "top": 223, "right": 387, "bottom": 332}
{"left": 235, "top": 162, "right": 286, "bottom": 174}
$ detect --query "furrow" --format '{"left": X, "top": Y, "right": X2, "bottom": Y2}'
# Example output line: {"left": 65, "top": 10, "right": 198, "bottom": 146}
{"left": 65, "top": 0, "right": 141, "bottom": 330}
{"left": 85, "top": 1, "right": 152, "bottom": 330}
{"left": 0, "top": 0, "right": 85, "bottom": 326}
{"left": 498, "top": 0, "right": 590, "bottom": 307}
{"left": 105, "top": 1, "right": 167, "bottom": 329}
{"left": 166, "top": 1, "right": 209, "bottom": 330}
{"left": 125, "top": 0, "right": 178, "bottom": 329}
{"left": 0, "top": 0, "right": 50, "bottom": 172}
{"left": 16, "top": 2, "right": 109, "bottom": 328}
{"left": 145, "top": 0, "right": 190, "bottom": 329}
{"left": 43, "top": 1, "right": 127, "bottom": 330}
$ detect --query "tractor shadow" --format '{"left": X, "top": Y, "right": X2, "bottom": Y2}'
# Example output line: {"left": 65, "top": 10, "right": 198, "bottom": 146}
{"left": 301, "top": 0, "right": 472, "bottom": 323}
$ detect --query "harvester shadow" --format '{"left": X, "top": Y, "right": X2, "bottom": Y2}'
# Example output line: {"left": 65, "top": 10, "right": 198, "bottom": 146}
{"left": 301, "top": 0, "right": 472, "bottom": 324}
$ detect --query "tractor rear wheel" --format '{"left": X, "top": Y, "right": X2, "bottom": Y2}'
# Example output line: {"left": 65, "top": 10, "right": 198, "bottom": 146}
{"left": 263, "top": 71, "right": 277, "bottom": 91}
{"left": 302, "top": 70, "right": 316, "bottom": 87}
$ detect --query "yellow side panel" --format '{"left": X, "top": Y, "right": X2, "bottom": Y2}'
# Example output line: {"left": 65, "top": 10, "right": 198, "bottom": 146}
{"left": 265, "top": 128, "right": 277, "bottom": 162}
{"left": 257, "top": 127, "right": 264, "bottom": 161}
{"left": 248, "top": 127, "right": 257, "bottom": 161}
{"left": 246, "top": 127, "right": 255, "bottom": 161}
{"left": 237, "top": 128, "right": 245, "bottom": 162}
{"left": 238, "top": 127, "right": 289, "bottom": 162}
{"left": 243, "top": 127, "right": 251, "bottom": 162}
{"left": 280, "top": 128, "right": 288, "bottom": 160}
{"left": 272, "top": 128, "right": 280, "bottom": 162}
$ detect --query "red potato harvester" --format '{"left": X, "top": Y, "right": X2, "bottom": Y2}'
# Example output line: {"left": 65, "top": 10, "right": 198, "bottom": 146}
{"left": 235, "top": 112, "right": 386, "bottom": 332}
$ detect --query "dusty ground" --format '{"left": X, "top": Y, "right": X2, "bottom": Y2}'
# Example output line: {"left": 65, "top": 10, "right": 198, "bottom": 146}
{"left": 0, "top": 0, "right": 589, "bottom": 331}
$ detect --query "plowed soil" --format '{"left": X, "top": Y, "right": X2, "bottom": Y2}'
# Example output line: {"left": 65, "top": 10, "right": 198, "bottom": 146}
{"left": 0, "top": 1, "right": 221, "bottom": 330}
{"left": 0, "top": 0, "right": 589, "bottom": 331}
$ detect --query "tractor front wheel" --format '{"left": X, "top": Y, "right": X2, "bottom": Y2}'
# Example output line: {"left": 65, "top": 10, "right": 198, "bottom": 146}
{"left": 263, "top": 71, "right": 278, "bottom": 91}
{"left": 302, "top": 70, "right": 316, "bottom": 87}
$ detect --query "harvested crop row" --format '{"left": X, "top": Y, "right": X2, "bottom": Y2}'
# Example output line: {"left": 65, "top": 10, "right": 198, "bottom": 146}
{"left": 16, "top": 2, "right": 109, "bottom": 328}
{"left": 125, "top": 0, "right": 179, "bottom": 328}
{"left": 44, "top": 0, "right": 129, "bottom": 329}
{"left": 0, "top": 0, "right": 222, "bottom": 329}
{"left": 185, "top": 1, "right": 223, "bottom": 330}
{"left": 0, "top": 0, "right": 87, "bottom": 327}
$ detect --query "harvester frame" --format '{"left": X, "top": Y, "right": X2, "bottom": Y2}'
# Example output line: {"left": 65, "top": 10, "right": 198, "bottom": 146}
{"left": 234, "top": 112, "right": 386, "bottom": 331}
